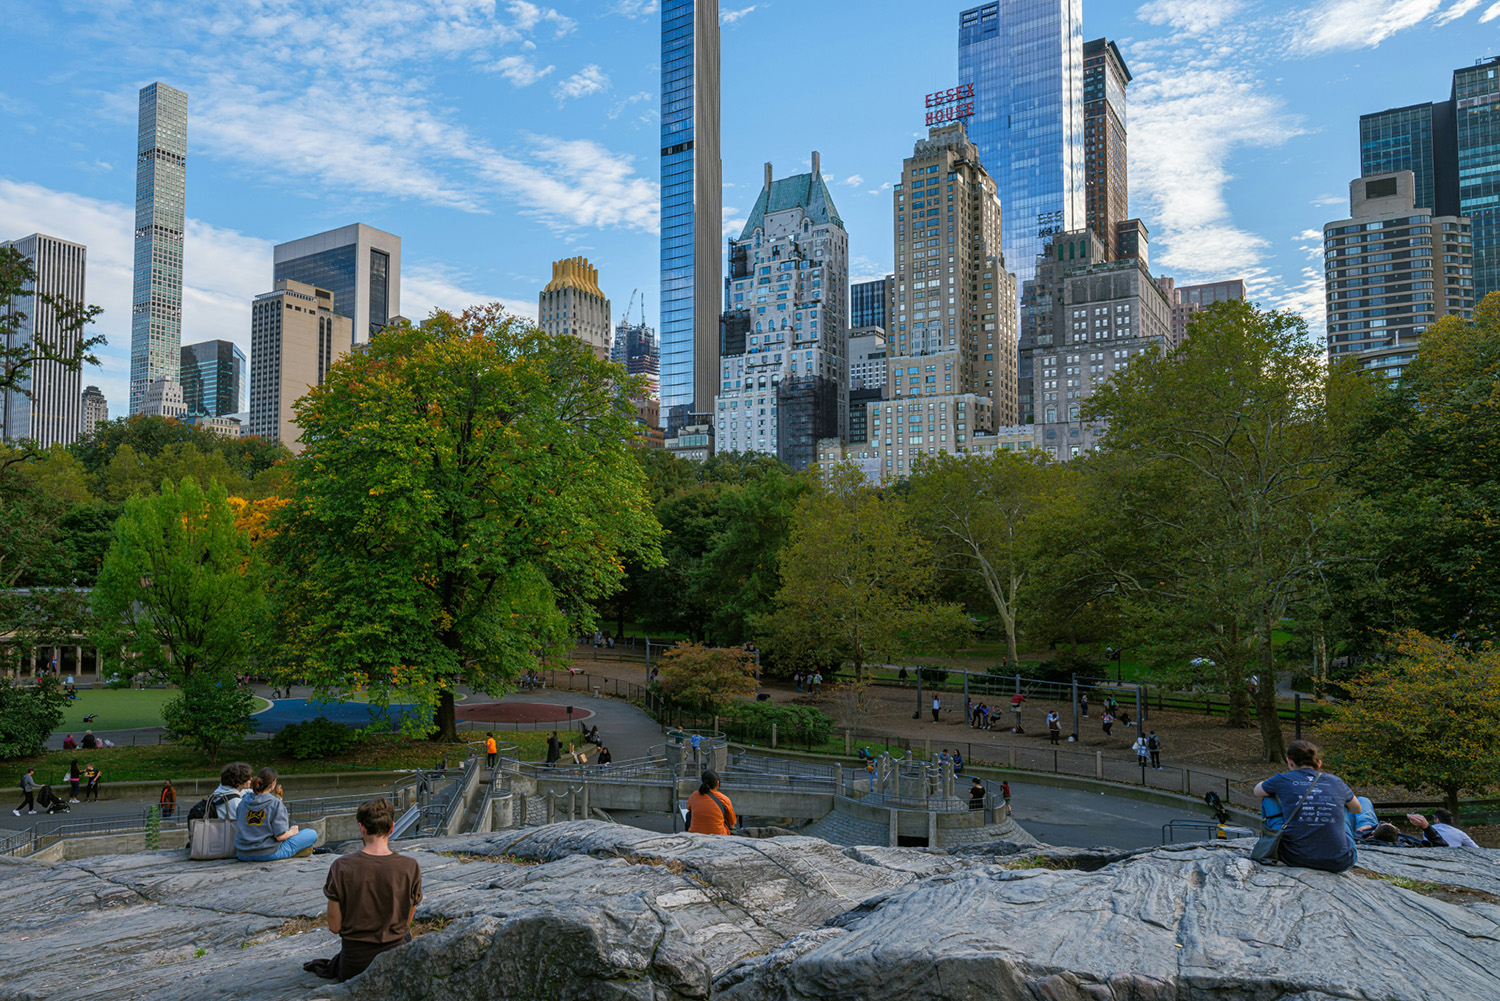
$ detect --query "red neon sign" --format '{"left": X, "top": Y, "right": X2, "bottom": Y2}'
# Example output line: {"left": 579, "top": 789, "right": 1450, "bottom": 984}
{"left": 925, "top": 83, "right": 975, "bottom": 126}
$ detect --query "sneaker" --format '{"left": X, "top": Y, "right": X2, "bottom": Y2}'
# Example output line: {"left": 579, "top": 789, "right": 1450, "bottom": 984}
{"left": 293, "top": 846, "right": 314, "bottom": 858}
{"left": 28, "top": 810, "right": 36, "bottom": 814}
{"left": 10, "top": 810, "right": 17, "bottom": 816}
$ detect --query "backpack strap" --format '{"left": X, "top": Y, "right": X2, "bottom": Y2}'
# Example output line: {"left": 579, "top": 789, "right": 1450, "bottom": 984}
{"left": 709, "top": 790, "right": 735, "bottom": 832}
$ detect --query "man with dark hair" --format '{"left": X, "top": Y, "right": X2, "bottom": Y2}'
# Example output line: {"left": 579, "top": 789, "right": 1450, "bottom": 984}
{"left": 1408, "top": 808, "right": 1481, "bottom": 848}
{"left": 210, "top": 762, "right": 253, "bottom": 820}
{"left": 306, "top": 798, "right": 423, "bottom": 982}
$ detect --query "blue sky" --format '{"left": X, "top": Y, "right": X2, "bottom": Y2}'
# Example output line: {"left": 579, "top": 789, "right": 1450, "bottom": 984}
{"left": 2, "top": 0, "right": 1498, "bottom": 417}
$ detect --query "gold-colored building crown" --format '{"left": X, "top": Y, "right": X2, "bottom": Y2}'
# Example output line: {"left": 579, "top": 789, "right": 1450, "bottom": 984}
{"left": 543, "top": 256, "right": 604, "bottom": 298}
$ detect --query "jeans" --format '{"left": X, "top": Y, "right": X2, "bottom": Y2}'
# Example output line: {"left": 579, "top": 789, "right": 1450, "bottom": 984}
{"left": 238, "top": 828, "right": 318, "bottom": 861}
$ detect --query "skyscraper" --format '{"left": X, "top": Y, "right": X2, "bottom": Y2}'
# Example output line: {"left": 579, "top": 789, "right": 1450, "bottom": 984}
{"left": 659, "top": 0, "right": 722, "bottom": 431}
{"left": 180, "top": 339, "right": 247, "bottom": 417}
{"left": 850, "top": 278, "right": 890, "bottom": 330}
{"left": 81, "top": 385, "right": 108, "bottom": 437}
{"left": 273, "top": 224, "right": 401, "bottom": 345}
{"left": 612, "top": 318, "right": 661, "bottom": 401}
{"left": 1324, "top": 171, "right": 1472, "bottom": 380}
{"left": 958, "top": 1, "right": 1084, "bottom": 289}
{"left": 538, "top": 257, "right": 612, "bottom": 359}
{"left": 714, "top": 156, "right": 849, "bottom": 470}
{"left": 1083, "top": 38, "right": 1131, "bottom": 261}
{"left": 1, "top": 234, "right": 87, "bottom": 446}
{"left": 248, "top": 280, "right": 353, "bottom": 452}
{"left": 1360, "top": 55, "right": 1500, "bottom": 299}
{"left": 129, "top": 82, "right": 187, "bottom": 415}
{"left": 1156, "top": 277, "right": 1247, "bottom": 350}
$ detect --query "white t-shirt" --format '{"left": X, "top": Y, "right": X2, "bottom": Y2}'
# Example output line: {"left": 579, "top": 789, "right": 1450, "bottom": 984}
{"left": 1432, "top": 823, "right": 1480, "bottom": 848}
{"left": 209, "top": 784, "right": 247, "bottom": 821}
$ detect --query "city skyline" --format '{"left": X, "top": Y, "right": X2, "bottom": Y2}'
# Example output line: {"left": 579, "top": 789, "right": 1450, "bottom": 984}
{"left": 2, "top": 2, "right": 1497, "bottom": 420}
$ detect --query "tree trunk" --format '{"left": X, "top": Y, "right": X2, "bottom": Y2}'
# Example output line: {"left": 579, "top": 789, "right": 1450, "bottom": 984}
{"left": 1313, "top": 625, "right": 1328, "bottom": 701}
{"left": 433, "top": 688, "right": 458, "bottom": 743}
{"left": 1225, "top": 671, "right": 1251, "bottom": 729}
{"left": 1445, "top": 784, "right": 1460, "bottom": 819}
{"left": 1255, "top": 611, "right": 1286, "bottom": 763}
{"left": 1003, "top": 616, "right": 1019, "bottom": 670}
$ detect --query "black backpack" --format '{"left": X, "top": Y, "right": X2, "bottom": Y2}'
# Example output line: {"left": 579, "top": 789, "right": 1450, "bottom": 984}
{"left": 187, "top": 791, "right": 241, "bottom": 821}
{"left": 1147, "top": 735, "right": 1160, "bottom": 751}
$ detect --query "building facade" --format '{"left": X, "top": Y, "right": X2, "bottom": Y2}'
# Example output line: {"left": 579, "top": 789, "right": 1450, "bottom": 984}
{"left": 1155, "top": 277, "right": 1248, "bottom": 349}
{"left": 180, "top": 339, "right": 246, "bottom": 417}
{"left": 129, "top": 82, "right": 188, "bottom": 415}
{"left": 1, "top": 234, "right": 87, "bottom": 446}
{"left": 80, "top": 385, "right": 108, "bottom": 437}
{"left": 850, "top": 277, "right": 890, "bottom": 329}
{"left": 1029, "top": 230, "right": 1173, "bottom": 457}
{"left": 659, "top": 0, "right": 722, "bottom": 429}
{"left": 273, "top": 224, "right": 400, "bottom": 346}
{"left": 139, "top": 377, "right": 187, "bottom": 419}
{"left": 1083, "top": 38, "right": 1131, "bottom": 262}
{"left": 538, "top": 257, "right": 612, "bottom": 359}
{"left": 1324, "top": 170, "right": 1472, "bottom": 380}
{"left": 1360, "top": 55, "right": 1500, "bottom": 299}
{"left": 714, "top": 157, "right": 849, "bottom": 470}
{"left": 847, "top": 326, "right": 889, "bottom": 391}
{"left": 188, "top": 413, "right": 241, "bottom": 437}
{"left": 958, "top": 0, "right": 1084, "bottom": 291}
{"left": 612, "top": 319, "right": 661, "bottom": 401}
{"left": 247, "top": 280, "right": 353, "bottom": 453}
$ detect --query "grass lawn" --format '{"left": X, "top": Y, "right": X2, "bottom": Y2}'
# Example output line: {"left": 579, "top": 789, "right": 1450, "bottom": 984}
{"left": 57, "top": 689, "right": 178, "bottom": 731}
{"left": 3, "top": 729, "right": 554, "bottom": 788}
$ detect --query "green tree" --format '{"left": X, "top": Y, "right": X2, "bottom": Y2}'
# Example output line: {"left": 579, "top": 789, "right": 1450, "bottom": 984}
{"left": 1324, "top": 631, "right": 1500, "bottom": 817}
{"left": 0, "top": 677, "right": 67, "bottom": 758}
{"left": 261, "top": 306, "right": 660, "bottom": 741}
{"left": 1, "top": 245, "right": 104, "bottom": 442}
{"left": 656, "top": 642, "right": 758, "bottom": 713}
{"left": 161, "top": 671, "right": 256, "bottom": 764}
{"left": 1082, "top": 300, "right": 1365, "bottom": 761}
{"left": 698, "top": 468, "right": 807, "bottom": 646}
{"left": 764, "top": 463, "right": 972, "bottom": 691}
{"left": 907, "top": 450, "right": 1057, "bottom": 667}
{"left": 91, "top": 476, "right": 260, "bottom": 682}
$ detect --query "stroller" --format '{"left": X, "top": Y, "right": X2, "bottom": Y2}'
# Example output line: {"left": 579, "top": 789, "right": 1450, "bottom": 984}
{"left": 35, "top": 785, "right": 70, "bottom": 814}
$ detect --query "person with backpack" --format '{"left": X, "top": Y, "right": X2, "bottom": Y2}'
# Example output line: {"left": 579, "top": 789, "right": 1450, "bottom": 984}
{"left": 13, "top": 768, "right": 37, "bottom": 816}
{"left": 1253, "top": 740, "right": 1361, "bottom": 872}
{"left": 685, "top": 770, "right": 736, "bottom": 835}
{"left": 1147, "top": 731, "right": 1162, "bottom": 769}
{"left": 208, "top": 762, "right": 252, "bottom": 821}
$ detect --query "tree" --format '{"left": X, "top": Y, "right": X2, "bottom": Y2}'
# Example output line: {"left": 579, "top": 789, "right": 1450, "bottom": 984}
{"left": 261, "top": 306, "right": 661, "bottom": 741}
{"left": 0, "top": 677, "right": 67, "bottom": 758}
{"left": 161, "top": 671, "right": 256, "bottom": 764}
{"left": 655, "top": 642, "right": 757, "bottom": 713}
{"left": 764, "top": 463, "right": 972, "bottom": 692}
{"left": 91, "top": 476, "right": 261, "bottom": 682}
{"left": 1, "top": 245, "right": 104, "bottom": 442}
{"left": 1081, "top": 300, "right": 1365, "bottom": 761}
{"left": 907, "top": 450, "right": 1056, "bottom": 666}
{"left": 1324, "top": 631, "right": 1500, "bottom": 817}
{"left": 697, "top": 467, "right": 807, "bottom": 646}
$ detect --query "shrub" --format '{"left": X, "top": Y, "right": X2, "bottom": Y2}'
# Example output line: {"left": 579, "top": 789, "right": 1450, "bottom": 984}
{"left": 270, "top": 717, "right": 356, "bottom": 760}
{"left": 916, "top": 666, "right": 949, "bottom": 685}
{"left": 656, "top": 643, "right": 757, "bottom": 713}
{"left": 721, "top": 700, "right": 835, "bottom": 744}
{"left": 0, "top": 677, "right": 67, "bottom": 759}
{"left": 161, "top": 672, "right": 255, "bottom": 764}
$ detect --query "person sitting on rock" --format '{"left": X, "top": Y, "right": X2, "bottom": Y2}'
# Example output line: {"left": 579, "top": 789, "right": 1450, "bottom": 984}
{"left": 685, "top": 770, "right": 736, "bottom": 835}
{"left": 305, "top": 797, "right": 423, "bottom": 983}
{"left": 1253, "top": 740, "right": 1361, "bottom": 872}
{"left": 596, "top": 745, "right": 612, "bottom": 768}
{"left": 1407, "top": 809, "right": 1481, "bottom": 848}
{"left": 235, "top": 768, "right": 317, "bottom": 861}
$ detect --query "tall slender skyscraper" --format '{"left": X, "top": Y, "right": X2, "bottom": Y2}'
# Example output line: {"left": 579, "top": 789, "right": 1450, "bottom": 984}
{"left": 1083, "top": 37, "right": 1131, "bottom": 261}
{"left": 129, "top": 82, "right": 187, "bottom": 415}
{"left": 1, "top": 234, "right": 87, "bottom": 445}
{"left": 659, "top": 0, "right": 722, "bottom": 432}
{"left": 958, "top": 1, "right": 1084, "bottom": 289}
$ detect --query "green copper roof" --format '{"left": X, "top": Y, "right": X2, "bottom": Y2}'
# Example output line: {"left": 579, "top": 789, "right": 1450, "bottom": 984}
{"left": 739, "top": 172, "right": 844, "bottom": 241}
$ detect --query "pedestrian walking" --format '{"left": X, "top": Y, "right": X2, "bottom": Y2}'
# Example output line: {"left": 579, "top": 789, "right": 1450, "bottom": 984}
{"left": 794, "top": 671, "right": 803, "bottom": 693}
{"left": 13, "top": 768, "right": 37, "bottom": 815}
{"left": 1147, "top": 731, "right": 1162, "bottom": 769}
{"left": 812, "top": 671, "right": 823, "bottom": 694}
{"left": 546, "top": 731, "right": 561, "bottom": 767}
{"left": 932, "top": 696, "right": 942, "bottom": 723}
{"left": 1101, "top": 712, "right": 1114, "bottom": 737}
{"left": 1000, "top": 780, "right": 1011, "bottom": 816}
{"left": 159, "top": 779, "right": 177, "bottom": 818}
{"left": 1047, "top": 711, "right": 1060, "bottom": 745}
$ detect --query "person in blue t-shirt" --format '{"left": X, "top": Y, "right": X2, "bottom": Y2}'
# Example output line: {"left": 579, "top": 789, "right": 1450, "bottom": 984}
{"left": 1253, "top": 739, "right": 1362, "bottom": 872}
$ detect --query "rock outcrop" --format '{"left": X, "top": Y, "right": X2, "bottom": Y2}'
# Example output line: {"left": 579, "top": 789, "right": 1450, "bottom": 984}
{"left": 0, "top": 823, "right": 1496, "bottom": 1001}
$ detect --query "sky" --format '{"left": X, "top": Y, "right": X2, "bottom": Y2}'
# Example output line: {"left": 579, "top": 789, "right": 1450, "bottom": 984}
{"left": 2, "top": 0, "right": 1498, "bottom": 417}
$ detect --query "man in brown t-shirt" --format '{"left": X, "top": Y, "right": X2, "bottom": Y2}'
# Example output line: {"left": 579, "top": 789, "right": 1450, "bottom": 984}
{"left": 305, "top": 798, "right": 422, "bottom": 982}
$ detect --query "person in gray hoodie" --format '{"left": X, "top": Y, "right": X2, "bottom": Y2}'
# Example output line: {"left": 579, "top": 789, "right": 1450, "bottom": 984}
{"left": 235, "top": 767, "right": 317, "bottom": 861}
{"left": 13, "top": 768, "right": 36, "bottom": 815}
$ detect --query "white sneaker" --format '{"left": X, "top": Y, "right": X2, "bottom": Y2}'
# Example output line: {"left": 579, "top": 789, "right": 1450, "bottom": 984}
{"left": 10, "top": 810, "right": 17, "bottom": 816}
{"left": 27, "top": 810, "right": 36, "bottom": 814}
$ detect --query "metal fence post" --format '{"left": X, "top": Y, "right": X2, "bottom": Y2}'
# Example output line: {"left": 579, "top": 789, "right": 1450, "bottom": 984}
{"left": 1095, "top": 752, "right": 1103, "bottom": 779}
{"left": 1071, "top": 675, "right": 1079, "bottom": 742}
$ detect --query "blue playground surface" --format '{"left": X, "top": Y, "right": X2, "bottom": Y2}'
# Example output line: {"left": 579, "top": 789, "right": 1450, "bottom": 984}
{"left": 253, "top": 698, "right": 427, "bottom": 733}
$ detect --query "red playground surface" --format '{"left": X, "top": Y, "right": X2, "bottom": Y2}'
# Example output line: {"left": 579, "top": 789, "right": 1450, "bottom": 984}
{"left": 456, "top": 701, "right": 594, "bottom": 724}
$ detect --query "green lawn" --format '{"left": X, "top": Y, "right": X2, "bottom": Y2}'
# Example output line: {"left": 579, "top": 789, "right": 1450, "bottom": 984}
{"left": 58, "top": 689, "right": 177, "bottom": 731}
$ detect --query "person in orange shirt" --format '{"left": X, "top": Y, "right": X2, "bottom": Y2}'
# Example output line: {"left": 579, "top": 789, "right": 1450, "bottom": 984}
{"left": 685, "top": 770, "right": 736, "bottom": 835}
{"left": 485, "top": 733, "right": 498, "bottom": 768}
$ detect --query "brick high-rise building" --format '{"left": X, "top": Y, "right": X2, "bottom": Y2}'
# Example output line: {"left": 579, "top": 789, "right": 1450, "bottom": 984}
{"left": 247, "top": 280, "right": 353, "bottom": 453}
{"left": 1084, "top": 38, "right": 1130, "bottom": 262}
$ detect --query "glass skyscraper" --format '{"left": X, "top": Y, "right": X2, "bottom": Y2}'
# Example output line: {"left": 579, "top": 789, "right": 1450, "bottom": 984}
{"left": 958, "top": 1, "right": 1084, "bottom": 290}
{"left": 129, "top": 82, "right": 187, "bottom": 415}
{"left": 659, "top": 0, "right": 721, "bottom": 428}
{"left": 180, "top": 339, "right": 246, "bottom": 417}
{"left": 1360, "top": 55, "right": 1500, "bottom": 300}
{"left": 273, "top": 223, "right": 401, "bottom": 345}
{"left": 850, "top": 277, "right": 890, "bottom": 329}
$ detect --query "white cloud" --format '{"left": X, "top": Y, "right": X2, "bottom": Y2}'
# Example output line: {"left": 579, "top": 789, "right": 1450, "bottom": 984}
{"left": 404, "top": 263, "right": 536, "bottom": 323}
{"left": 840, "top": 174, "right": 864, "bottom": 187}
{"left": 721, "top": 5, "right": 758, "bottom": 24}
{"left": 1436, "top": 0, "right": 1484, "bottom": 22}
{"left": 1137, "top": 0, "right": 1247, "bottom": 33}
{"left": 1311, "top": 192, "right": 1346, "bottom": 207}
{"left": 610, "top": 0, "right": 659, "bottom": 18}
{"left": 471, "top": 135, "right": 659, "bottom": 232}
{"left": 554, "top": 65, "right": 610, "bottom": 101}
{"left": 506, "top": 2, "right": 576, "bottom": 37}
{"left": 608, "top": 91, "right": 654, "bottom": 120}
{"left": 1294, "top": 0, "right": 1445, "bottom": 52}
{"left": 723, "top": 204, "right": 748, "bottom": 237}
{"left": 488, "top": 55, "right": 555, "bottom": 87}
{"left": 1482, "top": 0, "right": 1500, "bottom": 19}
{"left": 849, "top": 255, "right": 890, "bottom": 286}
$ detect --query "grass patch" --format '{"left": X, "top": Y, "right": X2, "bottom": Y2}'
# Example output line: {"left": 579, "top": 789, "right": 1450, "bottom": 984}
{"left": 436, "top": 851, "right": 538, "bottom": 865}
{"left": 1, "top": 729, "right": 553, "bottom": 788}
{"left": 278, "top": 916, "right": 328, "bottom": 937}
{"left": 58, "top": 689, "right": 177, "bottom": 730}
{"left": 1351, "top": 868, "right": 1500, "bottom": 905}
{"left": 411, "top": 916, "right": 453, "bottom": 938}
{"left": 1003, "top": 855, "right": 1078, "bottom": 871}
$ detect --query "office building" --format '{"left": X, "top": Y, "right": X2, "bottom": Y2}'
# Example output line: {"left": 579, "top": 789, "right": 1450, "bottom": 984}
{"left": 659, "top": 0, "right": 722, "bottom": 431}
{"left": 247, "top": 280, "right": 353, "bottom": 453}
{"left": 139, "top": 377, "right": 187, "bottom": 419}
{"left": 612, "top": 318, "right": 661, "bottom": 401}
{"left": 848, "top": 327, "right": 888, "bottom": 391}
{"left": 273, "top": 224, "right": 400, "bottom": 345}
{"left": 851, "top": 277, "right": 891, "bottom": 329}
{"left": 958, "top": 1, "right": 1084, "bottom": 290}
{"left": 1, "top": 234, "right": 87, "bottom": 446}
{"left": 129, "top": 82, "right": 188, "bottom": 415}
{"left": 1324, "top": 170, "right": 1472, "bottom": 380}
{"left": 188, "top": 414, "right": 241, "bottom": 437}
{"left": 538, "top": 257, "right": 612, "bottom": 359}
{"left": 80, "top": 385, "right": 108, "bottom": 437}
{"left": 180, "top": 339, "right": 246, "bottom": 417}
{"left": 1155, "top": 277, "right": 1248, "bottom": 350}
{"left": 1361, "top": 55, "right": 1500, "bottom": 299}
{"left": 1084, "top": 38, "right": 1131, "bottom": 261}
{"left": 1027, "top": 230, "right": 1172, "bottom": 457}
{"left": 714, "top": 156, "right": 849, "bottom": 470}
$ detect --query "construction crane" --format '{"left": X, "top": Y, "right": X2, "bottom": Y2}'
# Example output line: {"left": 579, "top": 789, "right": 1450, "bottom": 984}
{"left": 622, "top": 288, "right": 638, "bottom": 329}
